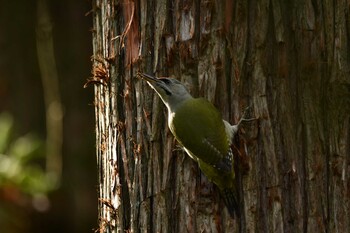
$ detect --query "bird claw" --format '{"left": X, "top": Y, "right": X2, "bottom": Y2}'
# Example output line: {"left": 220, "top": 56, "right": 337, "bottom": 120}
{"left": 239, "top": 106, "right": 256, "bottom": 123}
{"left": 232, "top": 106, "right": 257, "bottom": 134}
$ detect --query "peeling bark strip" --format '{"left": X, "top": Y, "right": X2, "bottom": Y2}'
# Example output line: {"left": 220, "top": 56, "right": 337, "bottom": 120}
{"left": 91, "top": 0, "right": 350, "bottom": 232}
{"left": 120, "top": 0, "right": 140, "bottom": 65}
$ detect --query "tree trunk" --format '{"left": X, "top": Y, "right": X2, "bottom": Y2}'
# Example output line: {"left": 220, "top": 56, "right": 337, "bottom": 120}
{"left": 91, "top": 0, "right": 350, "bottom": 232}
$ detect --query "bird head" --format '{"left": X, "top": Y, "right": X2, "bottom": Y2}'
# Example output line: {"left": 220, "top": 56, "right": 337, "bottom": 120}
{"left": 138, "top": 73, "right": 193, "bottom": 112}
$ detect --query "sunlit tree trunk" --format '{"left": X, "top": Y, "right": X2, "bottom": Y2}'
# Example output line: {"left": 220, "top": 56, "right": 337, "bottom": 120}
{"left": 91, "top": 0, "right": 350, "bottom": 232}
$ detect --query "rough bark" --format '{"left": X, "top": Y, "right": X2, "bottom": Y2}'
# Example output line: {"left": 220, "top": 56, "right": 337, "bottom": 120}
{"left": 91, "top": 0, "right": 350, "bottom": 232}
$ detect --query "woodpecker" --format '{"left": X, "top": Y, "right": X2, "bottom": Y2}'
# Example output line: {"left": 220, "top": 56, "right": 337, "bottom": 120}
{"left": 139, "top": 73, "right": 251, "bottom": 217}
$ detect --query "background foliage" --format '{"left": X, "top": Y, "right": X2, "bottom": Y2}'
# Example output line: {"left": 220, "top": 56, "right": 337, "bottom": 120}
{"left": 0, "top": 1, "right": 96, "bottom": 232}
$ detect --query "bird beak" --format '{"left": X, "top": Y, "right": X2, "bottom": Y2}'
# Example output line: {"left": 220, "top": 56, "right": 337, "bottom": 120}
{"left": 138, "top": 72, "right": 172, "bottom": 98}
{"left": 138, "top": 73, "right": 161, "bottom": 85}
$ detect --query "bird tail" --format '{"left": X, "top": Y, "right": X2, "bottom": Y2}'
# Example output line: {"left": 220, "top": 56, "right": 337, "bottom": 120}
{"left": 220, "top": 187, "right": 240, "bottom": 218}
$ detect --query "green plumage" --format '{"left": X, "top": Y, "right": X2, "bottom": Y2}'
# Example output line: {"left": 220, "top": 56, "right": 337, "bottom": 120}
{"left": 170, "top": 98, "right": 238, "bottom": 216}
{"left": 170, "top": 98, "right": 229, "bottom": 168}
{"left": 139, "top": 73, "right": 239, "bottom": 217}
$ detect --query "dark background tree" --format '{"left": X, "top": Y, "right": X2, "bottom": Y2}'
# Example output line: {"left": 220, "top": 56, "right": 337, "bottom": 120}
{"left": 0, "top": 1, "right": 96, "bottom": 233}
{"left": 92, "top": 0, "right": 350, "bottom": 233}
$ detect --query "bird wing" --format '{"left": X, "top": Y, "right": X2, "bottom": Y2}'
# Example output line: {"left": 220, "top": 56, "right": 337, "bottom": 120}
{"left": 170, "top": 98, "right": 233, "bottom": 173}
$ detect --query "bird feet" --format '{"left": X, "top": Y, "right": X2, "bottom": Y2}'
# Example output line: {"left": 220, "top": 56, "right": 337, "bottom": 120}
{"left": 232, "top": 106, "right": 256, "bottom": 135}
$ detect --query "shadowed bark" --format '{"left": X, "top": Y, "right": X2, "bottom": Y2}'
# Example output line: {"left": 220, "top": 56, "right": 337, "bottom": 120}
{"left": 91, "top": 0, "right": 350, "bottom": 232}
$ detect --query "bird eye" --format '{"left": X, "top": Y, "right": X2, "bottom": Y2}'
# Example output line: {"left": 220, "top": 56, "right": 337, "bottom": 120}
{"left": 164, "top": 89, "right": 172, "bottom": 96}
{"left": 161, "top": 79, "right": 171, "bottom": 84}
{"left": 158, "top": 79, "right": 172, "bottom": 95}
